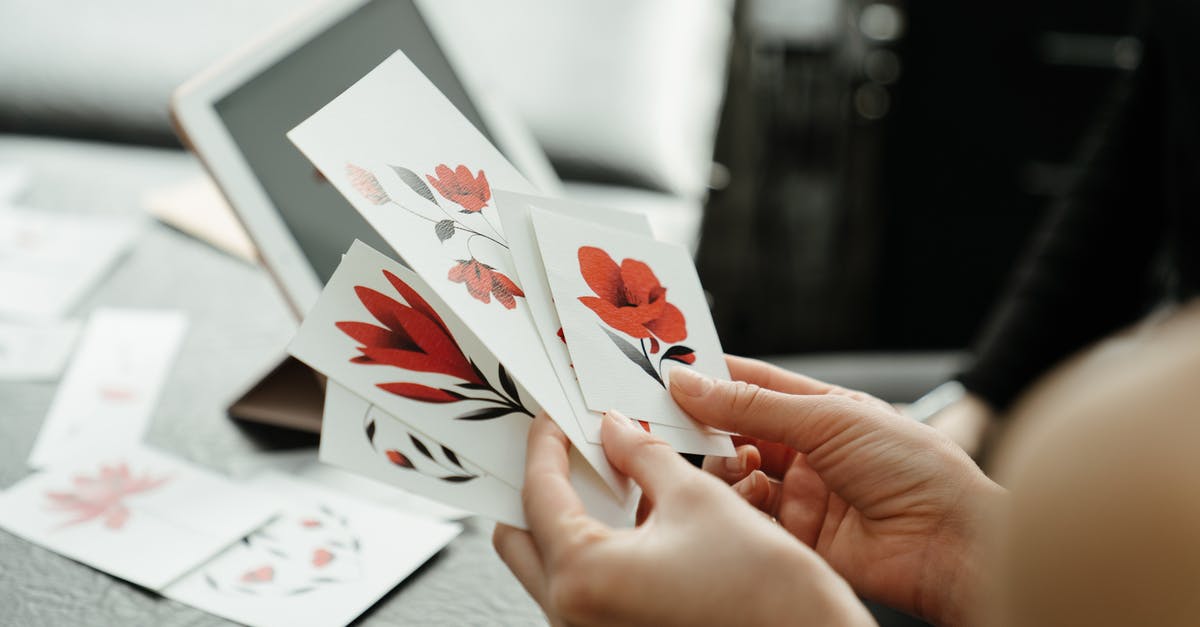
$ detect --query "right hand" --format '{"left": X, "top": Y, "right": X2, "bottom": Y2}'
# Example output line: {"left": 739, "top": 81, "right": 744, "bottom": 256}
{"left": 670, "top": 356, "right": 1006, "bottom": 626}
{"left": 924, "top": 393, "right": 995, "bottom": 459}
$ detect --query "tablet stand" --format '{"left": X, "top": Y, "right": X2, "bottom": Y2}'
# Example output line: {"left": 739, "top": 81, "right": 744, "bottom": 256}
{"left": 227, "top": 356, "right": 325, "bottom": 433}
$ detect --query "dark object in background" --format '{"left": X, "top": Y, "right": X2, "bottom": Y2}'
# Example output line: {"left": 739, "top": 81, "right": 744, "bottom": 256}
{"left": 701, "top": 0, "right": 1138, "bottom": 355}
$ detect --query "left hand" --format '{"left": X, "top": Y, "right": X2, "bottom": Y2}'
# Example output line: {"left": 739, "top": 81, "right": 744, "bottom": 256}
{"left": 492, "top": 412, "right": 874, "bottom": 627}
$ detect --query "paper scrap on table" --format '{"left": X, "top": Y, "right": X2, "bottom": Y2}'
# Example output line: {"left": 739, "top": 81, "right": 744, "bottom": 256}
{"left": 0, "top": 445, "right": 281, "bottom": 591}
{"left": 28, "top": 309, "right": 188, "bottom": 468}
{"left": 0, "top": 164, "right": 31, "bottom": 203}
{"left": 287, "top": 50, "right": 637, "bottom": 505}
{"left": 0, "top": 319, "right": 82, "bottom": 381}
{"left": 533, "top": 208, "right": 732, "bottom": 444}
{"left": 142, "top": 176, "right": 257, "bottom": 263}
{"left": 493, "top": 191, "right": 734, "bottom": 455}
{"left": 163, "top": 472, "right": 460, "bottom": 627}
{"left": 0, "top": 208, "right": 142, "bottom": 320}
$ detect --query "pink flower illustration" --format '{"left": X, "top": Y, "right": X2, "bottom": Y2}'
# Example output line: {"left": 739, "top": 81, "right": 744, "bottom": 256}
{"left": 44, "top": 462, "right": 170, "bottom": 530}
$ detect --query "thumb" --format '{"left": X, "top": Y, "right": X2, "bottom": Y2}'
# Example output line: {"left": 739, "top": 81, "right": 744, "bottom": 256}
{"left": 600, "top": 410, "right": 701, "bottom": 503}
{"left": 669, "top": 367, "right": 879, "bottom": 455}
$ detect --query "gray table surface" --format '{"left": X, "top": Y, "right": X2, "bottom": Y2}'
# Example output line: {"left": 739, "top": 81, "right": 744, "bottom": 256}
{"left": 0, "top": 135, "right": 545, "bottom": 626}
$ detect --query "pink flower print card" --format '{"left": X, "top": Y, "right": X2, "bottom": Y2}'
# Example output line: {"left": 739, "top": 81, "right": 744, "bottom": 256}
{"left": 0, "top": 445, "right": 281, "bottom": 590}
{"left": 164, "top": 472, "right": 461, "bottom": 627}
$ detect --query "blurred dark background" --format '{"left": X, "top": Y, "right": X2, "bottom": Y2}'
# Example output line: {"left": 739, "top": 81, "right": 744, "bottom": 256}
{"left": 701, "top": 0, "right": 1139, "bottom": 357}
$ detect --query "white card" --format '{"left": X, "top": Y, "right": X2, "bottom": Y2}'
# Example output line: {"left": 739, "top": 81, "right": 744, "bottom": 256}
{"left": 0, "top": 319, "right": 81, "bottom": 381}
{"left": 494, "top": 191, "right": 732, "bottom": 456}
{"left": 287, "top": 51, "right": 635, "bottom": 500}
{"left": 0, "top": 445, "right": 281, "bottom": 591}
{"left": 0, "top": 207, "right": 142, "bottom": 320}
{"left": 533, "top": 209, "right": 733, "bottom": 431}
{"left": 28, "top": 309, "right": 188, "bottom": 468}
{"left": 290, "top": 242, "right": 532, "bottom": 491}
{"left": 0, "top": 164, "right": 31, "bottom": 202}
{"left": 164, "top": 472, "right": 461, "bottom": 627}
{"left": 320, "top": 381, "right": 526, "bottom": 528}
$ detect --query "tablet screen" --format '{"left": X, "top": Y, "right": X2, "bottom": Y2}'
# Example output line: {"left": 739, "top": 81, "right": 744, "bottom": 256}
{"left": 214, "top": 0, "right": 491, "bottom": 284}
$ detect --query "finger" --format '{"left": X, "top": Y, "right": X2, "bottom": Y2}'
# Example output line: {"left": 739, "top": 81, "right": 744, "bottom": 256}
{"left": 523, "top": 413, "right": 596, "bottom": 565}
{"left": 725, "top": 355, "right": 840, "bottom": 396}
{"left": 670, "top": 367, "right": 882, "bottom": 455}
{"left": 601, "top": 410, "right": 703, "bottom": 503}
{"left": 493, "top": 523, "right": 548, "bottom": 604}
{"left": 732, "top": 470, "right": 782, "bottom": 516}
{"left": 702, "top": 444, "right": 761, "bottom": 484}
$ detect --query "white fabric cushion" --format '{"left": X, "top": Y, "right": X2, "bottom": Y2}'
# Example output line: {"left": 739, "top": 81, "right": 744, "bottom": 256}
{"left": 423, "top": 0, "right": 734, "bottom": 198}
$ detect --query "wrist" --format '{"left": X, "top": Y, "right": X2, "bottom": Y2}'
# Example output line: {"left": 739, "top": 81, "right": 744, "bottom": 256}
{"left": 921, "top": 478, "right": 1007, "bottom": 626}
{"left": 766, "top": 543, "right": 875, "bottom": 626}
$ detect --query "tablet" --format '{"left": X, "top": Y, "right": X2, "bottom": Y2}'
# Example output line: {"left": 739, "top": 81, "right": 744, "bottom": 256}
{"left": 172, "top": 0, "right": 559, "bottom": 318}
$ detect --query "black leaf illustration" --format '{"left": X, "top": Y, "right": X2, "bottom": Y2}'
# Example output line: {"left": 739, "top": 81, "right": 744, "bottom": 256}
{"left": 456, "top": 382, "right": 489, "bottom": 391}
{"left": 390, "top": 165, "right": 438, "bottom": 205}
{"left": 365, "top": 419, "right": 376, "bottom": 446}
{"left": 600, "top": 326, "right": 663, "bottom": 386}
{"left": 497, "top": 363, "right": 520, "bottom": 403}
{"left": 442, "top": 446, "right": 463, "bottom": 469}
{"left": 288, "top": 587, "right": 315, "bottom": 596}
{"left": 435, "top": 219, "right": 455, "bottom": 242}
{"left": 456, "top": 406, "right": 519, "bottom": 421}
{"left": 204, "top": 574, "right": 218, "bottom": 589}
{"left": 267, "top": 547, "right": 290, "bottom": 558}
{"left": 468, "top": 359, "right": 487, "bottom": 385}
{"left": 410, "top": 434, "right": 435, "bottom": 461}
{"left": 442, "top": 475, "right": 476, "bottom": 483}
{"left": 661, "top": 345, "right": 696, "bottom": 364}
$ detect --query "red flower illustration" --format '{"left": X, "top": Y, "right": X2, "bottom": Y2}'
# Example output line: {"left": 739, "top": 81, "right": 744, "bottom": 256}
{"left": 346, "top": 163, "right": 390, "bottom": 205}
{"left": 44, "top": 462, "right": 170, "bottom": 530}
{"left": 448, "top": 259, "right": 525, "bottom": 309}
{"left": 241, "top": 566, "right": 274, "bottom": 583}
{"left": 577, "top": 247, "right": 687, "bottom": 343}
{"left": 426, "top": 164, "right": 490, "bottom": 213}
{"left": 312, "top": 548, "right": 335, "bottom": 568}
{"left": 337, "top": 270, "right": 482, "bottom": 385}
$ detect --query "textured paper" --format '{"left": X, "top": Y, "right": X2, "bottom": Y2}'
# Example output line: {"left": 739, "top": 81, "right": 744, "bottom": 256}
{"left": 0, "top": 208, "right": 142, "bottom": 320}
{"left": 534, "top": 209, "right": 732, "bottom": 432}
{"left": 0, "top": 319, "right": 81, "bottom": 381}
{"left": 164, "top": 472, "right": 460, "bottom": 627}
{"left": 320, "top": 381, "right": 526, "bottom": 528}
{"left": 286, "top": 51, "right": 636, "bottom": 504}
{"left": 0, "top": 445, "right": 280, "bottom": 591}
{"left": 494, "top": 191, "right": 732, "bottom": 455}
{"left": 28, "top": 309, "right": 188, "bottom": 468}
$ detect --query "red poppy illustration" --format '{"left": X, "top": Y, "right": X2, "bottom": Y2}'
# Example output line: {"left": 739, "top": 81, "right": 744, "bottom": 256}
{"left": 578, "top": 247, "right": 687, "bottom": 343}
{"left": 576, "top": 246, "right": 697, "bottom": 386}
{"left": 339, "top": 269, "right": 533, "bottom": 420}
{"left": 448, "top": 259, "right": 525, "bottom": 309}
{"left": 44, "top": 462, "right": 169, "bottom": 530}
{"left": 426, "top": 164, "right": 491, "bottom": 213}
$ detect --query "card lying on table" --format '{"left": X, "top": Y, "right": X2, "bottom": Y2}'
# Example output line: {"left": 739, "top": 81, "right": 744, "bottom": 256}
{"left": 164, "top": 472, "right": 461, "bottom": 627}
{"left": 286, "top": 50, "right": 734, "bottom": 529}
{"left": 0, "top": 445, "right": 280, "bottom": 591}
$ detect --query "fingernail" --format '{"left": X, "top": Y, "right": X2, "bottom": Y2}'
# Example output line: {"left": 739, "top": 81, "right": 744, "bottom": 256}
{"left": 724, "top": 454, "right": 745, "bottom": 474}
{"left": 736, "top": 473, "right": 757, "bottom": 497}
{"left": 670, "top": 368, "right": 712, "bottom": 398}
{"left": 607, "top": 409, "right": 637, "bottom": 429}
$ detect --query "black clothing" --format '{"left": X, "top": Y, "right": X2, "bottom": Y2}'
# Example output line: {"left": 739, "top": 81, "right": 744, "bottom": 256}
{"left": 957, "top": 0, "right": 1200, "bottom": 410}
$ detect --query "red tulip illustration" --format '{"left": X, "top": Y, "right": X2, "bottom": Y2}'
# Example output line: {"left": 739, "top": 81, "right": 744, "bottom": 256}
{"left": 241, "top": 565, "right": 274, "bottom": 583}
{"left": 338, "top": 269, "right": 533, "bottom": 420}
{"left": 426, "top": 164, "right": 491, "bottom": 213}
{"left": 44, "top": 462, "right": 170, "bottom": 530}
{"left": 448, "top": 259, "right": 525, "bottom": 309}
{"left": 312, "top": 548, "right": 335, "bottom": 568}
{"left": 576, "top": 246, "right": 696, "bottom": 386}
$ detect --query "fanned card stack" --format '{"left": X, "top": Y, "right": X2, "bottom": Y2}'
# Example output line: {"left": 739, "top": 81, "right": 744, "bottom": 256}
{"left": 286, "top": 52, "right": 734, "bottom": 527}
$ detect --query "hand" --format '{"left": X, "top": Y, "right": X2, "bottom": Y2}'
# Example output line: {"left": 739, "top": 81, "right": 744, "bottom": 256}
{"left": 923, "top": 393, "right": 995, "bottom": 459}
{"left": 674, "top": 357, "right": 1006, "bottom": 626}
{"left": 493, "top": 413, "right": 874, "bottom": 627}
